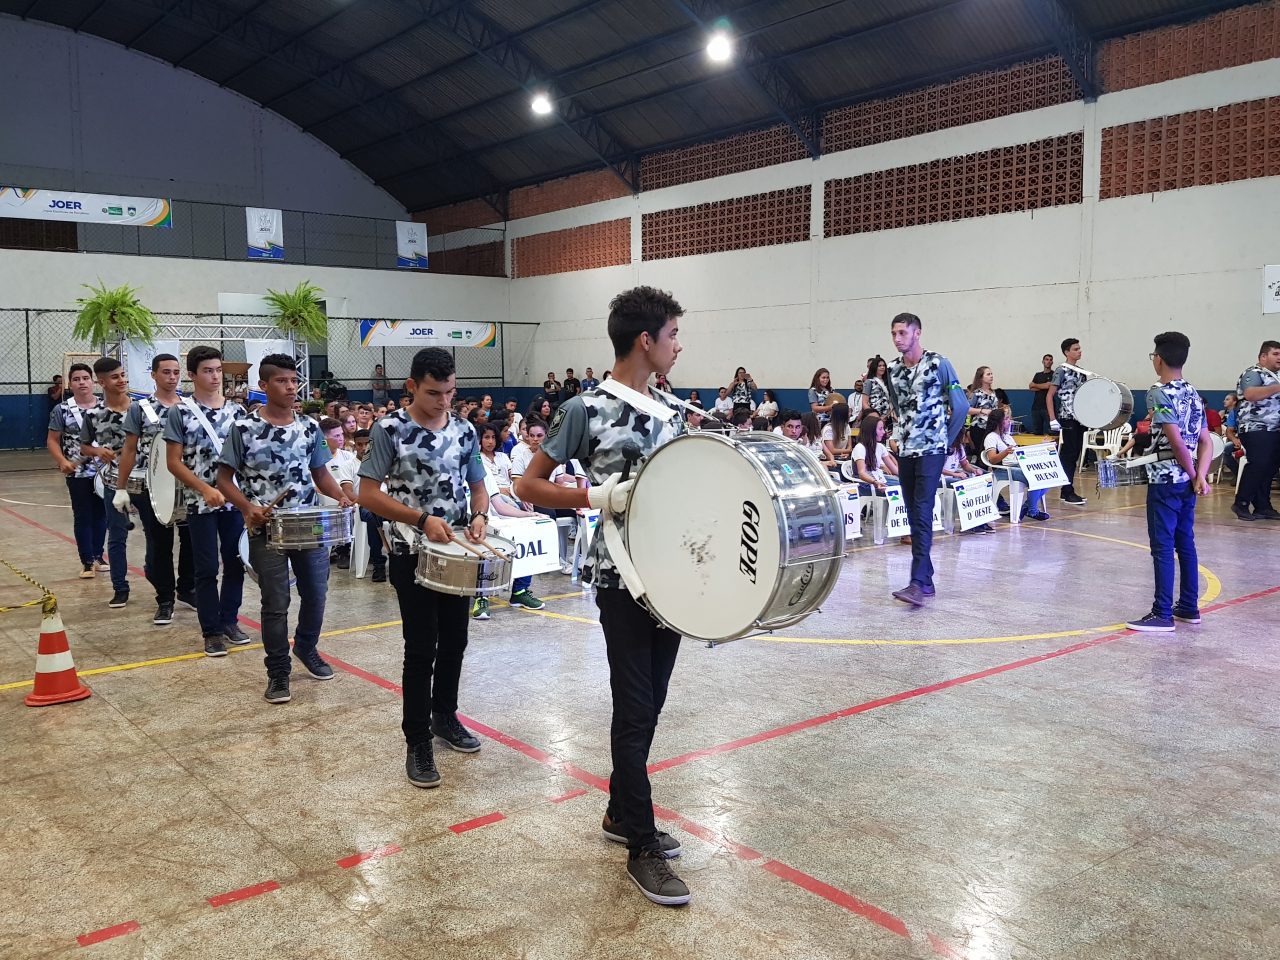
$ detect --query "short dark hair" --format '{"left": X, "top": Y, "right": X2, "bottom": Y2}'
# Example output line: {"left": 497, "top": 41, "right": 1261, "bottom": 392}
{"left": 258, "top": 353, "right": 297, "bottom": 380}
{"left": 187, "top": 345, "right": 222, "bottom": 374}
{"left": 779, "top": 409, "right": 803, "bottom": 424}
{"left": 375, "top": 363, "right": 384, "bottom": 370}
{"left": 730, "top": 409, "right": 752, "bottom": 426}
{"left": 92, "top": 356, "right": 122, "bottom": 376}
{"left": 607, "top": 286, "right": 684, "bottom": 358}
{"left": 409, "top": 347, "right": 454, "bottom": 383}
{"left": 354, "top": 428, "right": 370, "bottom": 439}
{"left": 68, "top": 362, "right": 92, "bottom": 378}
{"left": 151, "top": 353, "right": 178, "bottom": 371}
{"left": 1060, "top": 338, "right": 1079, "bottom": 354}
{"left": 319, "top": 417, "right": 342, "bottom": 432}
{"left": 891, "top": 312, "right": 921, "bottom": 331}
{"left": 751, "top": 417, "right": 769, "bottom": 431}
{"left": 1261, "top": 340, "right": 1280, "bottom": 356}
{"left": 525, "top": 414, "right": 548, "bottom": 432}
{"left": 566, "top": 368, "right": 574, "bottom": 374}
{"left": 1153, "top": 331, "right": 1190, "bottom": 369}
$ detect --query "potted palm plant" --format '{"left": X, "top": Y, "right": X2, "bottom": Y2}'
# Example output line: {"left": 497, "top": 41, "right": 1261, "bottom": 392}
{"left": 73, "top": 280, "right": 159, "bottom": 348}
{"left": 263, "top": 280, "right": 328, "bottom": 343}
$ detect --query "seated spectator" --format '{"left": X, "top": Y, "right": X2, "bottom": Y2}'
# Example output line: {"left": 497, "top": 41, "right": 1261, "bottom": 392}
{"left": 527, "top": 396, "right": 552, "bottom": 423}
{"left": 943, "top": 432, "right": 993, "bottom": 533}
{"left": 775, "top": 409, "right": 804, "bottom": 440}
{"left": 1221, "top": 394, "right": 1241, "bottom": 474}
{"left": 730, "top": 409, "right": 753, "bottom": 433}
{"left": 801, "top": 412, "right": 831, "bottom": 467}
{"left": 685, "top": 405, "right": 705, "bottom": 431}
{"left": 713, "top": 387, "right": 734, "bottom": 417}
{"left": 822, "top": 403, "right": 854, "bottom": 463}
{"left": 983, "top": 409, "right": 1049, "bottom": 521}
{"left": 842, "top": 412, "right": 899, "bottom": 494}
{"left": 755, "top": 389, "right": 779, "bottom": 427}
{"left": 473, "top": 422, "right": 544, "bottom": 619}
{"left": 1114, "top": 411, "right": 1153, "bottom": 459}
{"left": 750, "top": 416, "right": 770, "bottom": 432}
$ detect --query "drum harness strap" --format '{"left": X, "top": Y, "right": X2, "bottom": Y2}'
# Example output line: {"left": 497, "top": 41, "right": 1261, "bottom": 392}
{"left": 182, "top": 396, "right": 227, "bottom": 454}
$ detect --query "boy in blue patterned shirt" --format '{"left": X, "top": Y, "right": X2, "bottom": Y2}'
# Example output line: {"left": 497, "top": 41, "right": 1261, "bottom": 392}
{"left": 1125, "top": 332, "right": 1212, "bottom": 633}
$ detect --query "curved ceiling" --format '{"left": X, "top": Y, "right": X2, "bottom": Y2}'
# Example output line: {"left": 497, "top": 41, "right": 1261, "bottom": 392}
{"left": 2, "top": 0, "right": 1254, "bottom": 211}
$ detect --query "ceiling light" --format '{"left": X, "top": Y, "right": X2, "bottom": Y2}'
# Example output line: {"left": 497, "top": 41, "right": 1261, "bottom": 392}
{"left": 706, "top": 32, "right": 732, "bottom": 62}
{"left": 530, "top": 93, "right": 553, "bottom": 115}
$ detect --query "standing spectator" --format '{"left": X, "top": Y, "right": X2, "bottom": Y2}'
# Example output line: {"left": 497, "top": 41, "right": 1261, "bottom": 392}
{"left": 1027, "top": 353, "right": 1054, "bottom": 435}
{"left": 46, "top": 374, "right": 64, "bottom": 411}
{"left": 729, "top": 366, "right": 757, "bottom": 413}
{"left": 1232, "top": 339, "right": 1280, "bottom": 521}
{"left": 755, "top": 389, "right": 779, "bottom": 427}
{"left": 885, "top": 313, "right": 967, "bottom": 606}
{"left": 655, "top": 373, "right": 673, "bottom": 393}
{"left": 543, "top": 372, "right": 562, "bottom": 409}
{"left": 371, "top": 363, "right": 390, "bottom": 407}
{"left": 862, "top": 357, "right": 894, "bottom": 430}
{"left": 563, "top": 369, "right": 581, "bottom": 400}
{"left": 1045, "top": 338, "right": 1089, "bottom": 506}
{"left": 580, "top": 367, "right": 599, "bottom": 392}
{"left": 808, "top": 368, "right": 834, "bottom": 424}
{"left": 713, "top": 387, "right": 734, "bottom": 418}
{"left": 967, "top": 366, "right": 998, "bottom": 451}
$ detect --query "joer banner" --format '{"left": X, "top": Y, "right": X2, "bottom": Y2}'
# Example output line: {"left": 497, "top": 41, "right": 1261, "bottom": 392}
{"left": 357, "top": 319, "right": 497, "bottom": 348}
{"left": 0, "top": 186, "right": 172, "bottom": 227}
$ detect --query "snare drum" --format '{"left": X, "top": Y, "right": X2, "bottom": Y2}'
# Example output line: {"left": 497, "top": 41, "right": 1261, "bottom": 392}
{"left": 624, "top": 432, "right": 844, "bottom": 643}
{"left": 125, "top": 470, "right": 147, "bottom": 495}
{"left": 265, "top": 506, "right": 353, "bottom": 552}
{"left": 146, "top": 445, "right": 185, "bottom": 526}
{"left": 413, "top": 534, "right": 516, "bottom": 597}
{"left": 1073, "top": 378, "right": 1134, "bottom": 430}
{"left": 1097, "top": 458, "right": 1150, "bottom": 488}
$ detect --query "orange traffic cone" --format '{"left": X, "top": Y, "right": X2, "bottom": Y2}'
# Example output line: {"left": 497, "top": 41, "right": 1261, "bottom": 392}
{"left": 25, "top": 603, "right": 91, "bottom": 707}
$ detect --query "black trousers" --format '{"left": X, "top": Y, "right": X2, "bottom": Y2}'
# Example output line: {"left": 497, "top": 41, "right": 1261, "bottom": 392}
{"left": 133, "top": 492, "right": 194, "bottom": 603}
{"left": 1236, "top": 430, "right": 1280, "bottom": 513}
{"left": 596, "top": 587, "right": 681, "bottom": 855}
{"left": 1058, "top": 418, "right": 1086, "bottom": 490}
{"left": 897, "top": 453, "right": 945, "bottom": 588}
{"left": 390, "top": 554, "right": 470, "bottom": 747}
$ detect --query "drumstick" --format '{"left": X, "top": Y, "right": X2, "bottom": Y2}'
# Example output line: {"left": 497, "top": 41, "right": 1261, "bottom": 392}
{"left": 449, "top": 534, "right": 491, "bottom": 560}
{"left": 248, "top": 489, "right": 291, "bottom": 530}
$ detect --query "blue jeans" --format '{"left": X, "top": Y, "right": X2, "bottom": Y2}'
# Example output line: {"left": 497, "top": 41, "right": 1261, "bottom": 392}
{"left": 513, "top": 575, "right": 531, "bottom": 595}
{"left": 132, "top": 492, "right": 194, "bottom": 603}
{"left": 247, "top": 532, "right": 329, "bottom": 678}
{"left": 360, "top": 508, "right": 385, "bottom": 565}
{"left": 103, "top": 485, "right": 131, "bottom": 593}
{"left": 1147, "top": 481, "right": 1199, "bottom": 619}
{"left": 186, "top": 508, "right": 245, "bottom": 637}
{"left": 897, "top": 453, "right": 945, "bottom": 588}
{"left": 998, "top": 466, "right": 1047, "bottom": 513}
{"left": 65, "top": 476, "right": 106, "bottom": 564}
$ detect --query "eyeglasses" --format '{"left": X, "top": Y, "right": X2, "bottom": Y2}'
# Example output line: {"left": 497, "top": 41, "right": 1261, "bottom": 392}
{"left": 1148, "top": 352, "right": 1158, "bottom": 360}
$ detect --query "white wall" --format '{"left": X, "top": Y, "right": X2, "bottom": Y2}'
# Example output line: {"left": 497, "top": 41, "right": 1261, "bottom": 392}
{"left": 0, "top": 16, "right": 405, "bottom": 219}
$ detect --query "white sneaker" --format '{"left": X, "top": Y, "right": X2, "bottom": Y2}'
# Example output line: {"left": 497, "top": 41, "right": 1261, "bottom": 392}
{"left": 559, "top": 561, "right": 573, "bottom": 575}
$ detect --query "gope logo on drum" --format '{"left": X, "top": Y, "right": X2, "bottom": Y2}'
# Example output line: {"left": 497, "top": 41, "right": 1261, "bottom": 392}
{"left": 739, "top": 500, "right": 761, "bottom": 584}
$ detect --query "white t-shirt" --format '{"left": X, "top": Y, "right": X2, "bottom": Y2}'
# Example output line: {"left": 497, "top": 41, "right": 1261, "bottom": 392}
{"left": 483, "top": 451, "right": 512, "bottom": 486}
{"left": 851, "top": 442, "right": 890, "bottom": 483}
{"left": 320, "top": 447, "right": 358, "bottom": 505}
{"left": 714, "top": 396, "right": 734, "bottom": 416}
{"left": 510, "top": 441, "right": 564, "bottom": 483}
{"left": 943, "top": 448, "right": 972, "bottom": 474}
{"left": 983, "top": 430, "right": 1015, "bottom": 464}
{"left": 756, "top": 400, "right": 778, "bottom": 420}
{"left": 821, "top": 424, "right": 851, "bottom": 449}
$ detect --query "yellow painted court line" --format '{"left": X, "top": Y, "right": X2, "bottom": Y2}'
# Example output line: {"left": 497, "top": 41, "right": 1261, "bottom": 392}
{"left": 318, "top": 619, "right": 403, "bottom": 639}
{"left": 517, "top": 608, "right": 599, "bottom": 626}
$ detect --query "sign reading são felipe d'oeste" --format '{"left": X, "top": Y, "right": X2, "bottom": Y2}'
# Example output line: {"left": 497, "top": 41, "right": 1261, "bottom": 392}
{"left": 358, "top": 320, "right": 497, "bottom": 349}
{"left": 0, "top": 186, "right": 172, "bottom": 227}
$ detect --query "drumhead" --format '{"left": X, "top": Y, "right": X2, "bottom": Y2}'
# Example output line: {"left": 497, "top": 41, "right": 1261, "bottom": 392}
{"left": 1208, "top": 432, "right": 1226, "bottom": 460}
{"left": 146, "top": 444, "right": 180, "bottom": 521}
{"left": 625, "top": 432, "right": 830, "bottom": 641}
{"left": 423, "top": 534, "right": 515, "bottom": 558}
{"left": 1073, "top": 378, "right": 1134, "bottom": 429}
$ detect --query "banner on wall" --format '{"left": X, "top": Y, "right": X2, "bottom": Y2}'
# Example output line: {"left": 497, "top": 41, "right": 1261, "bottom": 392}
{"left": 246, "top": 207, "right": 284, "bottom": 260}
{"left": 0, "top": 186, "right": 172, "bottom": 227}
{"left": 395, "top": 221, "right": 429, "bottom": 269}
{"left": 357, "top": 319, "right": 496, "bottom": 349}
{"left": 1265, "top": 265, "right": 1280, "bottom": 314}
{"left": 244, "top": 339, "right": 294, "bottom": 400}
{"left": 124, "top": 339, "right": 181, "bottom": 397}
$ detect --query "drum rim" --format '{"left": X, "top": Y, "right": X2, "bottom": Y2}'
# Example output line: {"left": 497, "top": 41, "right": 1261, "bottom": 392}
{"left": 145, "top": 443, "right": 182, "bottom": 523}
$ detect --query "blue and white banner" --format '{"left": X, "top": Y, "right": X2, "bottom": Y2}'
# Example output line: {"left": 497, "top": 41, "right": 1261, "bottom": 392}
{"left": 1265, "top": 264, "right": 1280, "bottom": 314}
{"left": 124, "top": 338, "right": 181, "bottom": 396}
{"left": 246, "top": 207, "right": 284, "bottom": 260}
{"left": 395, "top": 221, "right": 429, "bottom": 269}
{"left": 0, "top": 186, "right": 172, "bottom": 227}
{"left": 358, "top": 319, "right": 496, "bottom": 348}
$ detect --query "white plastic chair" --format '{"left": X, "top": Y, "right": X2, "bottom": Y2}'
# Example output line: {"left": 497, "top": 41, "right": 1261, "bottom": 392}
{"left": 351, "top": 519, "right": 370, "bottom": 578}
{"left": 1080, "top": 424, "right": 1129, "bottom": 470}
{"left": 981, "top": 450, "right": 1026, "bottom": 524}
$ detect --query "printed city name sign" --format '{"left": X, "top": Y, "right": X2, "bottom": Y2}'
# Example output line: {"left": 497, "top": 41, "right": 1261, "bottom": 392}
{"left": 952, "top": 474, "right": 998, "bottom": 531}
{"left": 1012, "top": 443, "right": 1068, "bottom": 491}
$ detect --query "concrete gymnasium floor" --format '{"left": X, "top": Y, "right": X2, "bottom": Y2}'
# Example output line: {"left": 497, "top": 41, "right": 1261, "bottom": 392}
{"left": 0, "top": 459, "right": 1277, "bottom": 960}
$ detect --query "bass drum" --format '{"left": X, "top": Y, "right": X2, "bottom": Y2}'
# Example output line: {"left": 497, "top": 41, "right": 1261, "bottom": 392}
{"left": 240, "top": 530, "right": 294, "bottom": 587}
{"left": 146, "top": 444, "right": 185, "bottom": 526}
{"left": 1073, "top": 378, "right": 1134, "bottom": 430}
{"left": 623, "top": 432, "right": 844, "bottom": 643}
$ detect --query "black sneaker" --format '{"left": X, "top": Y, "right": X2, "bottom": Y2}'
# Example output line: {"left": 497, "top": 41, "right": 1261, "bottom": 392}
{"left": 108, "top": 590, "right": 129, "bottom": 609}
{"left": 371, "top": 564, "right": 387, "bottom": 583}
{"left": 1256, "top": 509, "right": 1280, "bottom": 521}
{"left": 920, "top": 583, "right": 936, "bottom": 597}
{"left": 891, "top": 583, "right": 926, "bottom": 607}
{"left": 203, "top": 634, "right": 228, "bottom": 658}
{"left": 1125, "top": 612, "right": 1175, "bottom": 633}
{"left": 1173, "top": 608, "right": 1202, "bottom": 624}
{"left": 79, "top": 562, "right": 95, "bottom": 579}
{"left": 997, "top": 497, "right": 1011, "bottom": 516}
{"left": 153, "top": 601, "right": 174, "bottom": 626}
{"left": 1028, "top": 510, "right": 1051, "bottom": 521}
{"left": 176, "top": 590, "right": 197, "bottom": 609}
{"left": 406, "top": 741, "right": 441, "bottom": 788}
{"left": 295, "top": 648, "right": 335, "bottom": 680}
{"left": 1061, "top": 491, "right": 1087, "bottom": 506}
{"left": 336, "top": 549, "right": 350, "bottom": 570}
{"left": 627, "top": 851, "right": 691, "bottom": 906}
{"left": 602, "top": 815, "right": 682, "bottom": 858}
{"left": 431, "top": 712, "right": 481, "bottom": 752}
{"left": 264, "top": 675, "right": 291, "bottom": 704}
{"left": 224, "top": 624, "right": 252, "bottom": 646}
{"left": 1232, "top": 503, "right": 1256, "bottom": 521}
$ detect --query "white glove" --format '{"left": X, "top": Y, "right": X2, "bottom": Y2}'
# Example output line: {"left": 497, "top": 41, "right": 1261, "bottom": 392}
{"left": 586, "top": 474, "right": 635, "bottom": 515}
{"left": 1049, "top": 419, "right": 1061, "bottom": 433}
{"left": 112, "top": 489, "right": 131, "bottom": 515}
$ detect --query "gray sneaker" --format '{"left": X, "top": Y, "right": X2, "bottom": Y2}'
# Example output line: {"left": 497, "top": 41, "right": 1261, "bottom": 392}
{"left": 264, "top": 675, "right": 291, "bottom": 704}
{"left": 627, "top": 851, "right": 691, "bottom": 906}
{"left": 891, "top": 583, "right": 926, "bottom": 606}
{"left": 224, "top": 624, "right": 252, "bottom": 646}
{"left": 602, "top": 815, "right": 681, "bottom": 858}
{"left": 203, "top": 634, "right": 228, "bottom": 658}
{"left": 431, "top": 712, "right": 481, "bottom": 752}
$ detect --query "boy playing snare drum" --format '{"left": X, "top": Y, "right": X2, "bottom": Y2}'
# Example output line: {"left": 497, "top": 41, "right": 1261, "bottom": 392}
{"left": 216, "top": 354, "right": 350, "bottom": 704}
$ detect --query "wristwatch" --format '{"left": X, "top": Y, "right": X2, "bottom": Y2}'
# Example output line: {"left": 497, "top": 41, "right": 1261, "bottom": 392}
{"left": 469, "top": 511, "right": 489, "bottom": 526}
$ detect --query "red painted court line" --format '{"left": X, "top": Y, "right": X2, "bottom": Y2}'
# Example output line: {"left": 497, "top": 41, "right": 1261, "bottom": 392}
{"left": 326, "top": 654, "right": 402, "bottom": 695}
{"left": 76, "top": 920, "right": 140, "bottom": 947}
{"left": 652, "top": 804, "right": 764, "bottom": 861}
{"left": 929, "top": 931, "right": 969, "bottom": 959}
{"left": 449, "top": 811, "right": 505, "bottom": 834}
{"left": 206, "top": 880, "right": 281, "bottom": 908}
{"left": 336, "top": 844, "right": 402, "bottom": 869}
{"left": 549, "top": 788, "right": 589, "bottom": 804}
{"left": 761, "top": 859, "right": 910, "bottom": 940}
{"left": 1202, "top": 583, "right": 1280, "bottom": 612}
{"left": 460, "top": 714, "right": 611, "bottom": 792}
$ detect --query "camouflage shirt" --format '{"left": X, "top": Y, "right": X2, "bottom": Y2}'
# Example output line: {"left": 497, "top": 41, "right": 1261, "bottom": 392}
{"left": 1236, "top": 365, "right": 1280, "bottom": 433}
{"left": 887, "top": 351, "right": 965, "bottom": 457}
{"left": 48, "top": 398, "right": 101, "bottom": 479}
{"left": 862, "top": 377, "right": 892, "bottom": 420}
{"left": 1146, "top": 380, "right": 1205, "bottom": 485}
{"left": 163, "top": 398, "right": 246, "bottom": 514}
{"left": 969, "top": 388, "right": 998, "bottom": 429}
{"left": 122, "top": 395, "right": 179, "bottom": 477}
{"left": 219, "top": 412, "right": 331, "bottom": 507}
{"left": 541, "top": 386, "right": 686, "bottom": 589}
{"left": 79, "top": 402, "right": 131, "bottom": 488}
{"left": 358, "top": 410, "right": 485, "bottom": 525}
{"left": 1052, "top": 364, "right": 1087, "bottom": 422}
